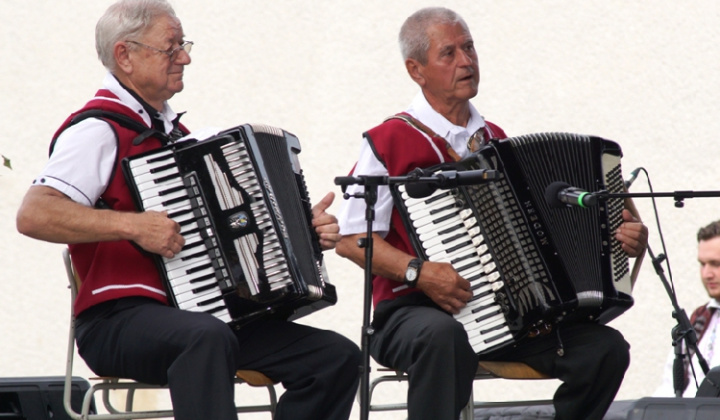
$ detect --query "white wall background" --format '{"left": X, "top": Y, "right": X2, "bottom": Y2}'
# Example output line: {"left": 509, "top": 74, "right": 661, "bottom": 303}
{"left": 2, "top": 1, "right": 720, "bottom": 418}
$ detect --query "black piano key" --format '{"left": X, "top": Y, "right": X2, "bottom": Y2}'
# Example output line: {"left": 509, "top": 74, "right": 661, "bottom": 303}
{"left": 483, "top": 330, "right": 511, "bottom": 344}
{"left": 480, "top": 323, "right": 508, "bottom": 335}
{"left": 145, "top": 154, "right": 173, "bottom": 164}
{"left": 168, "top": 207, "right": 193, "bottom": 219}
{"left": 422, "top": 190, "right": 452, "bottom": 204}
{"left": 158, "top": 184, "right": 186, "bottom": 196}
{"left": 431, "top": 212, "right": 457, "bottom": 225}
{"left": 162, "top": 195, "right": 190, "bottom": 207}
{"left": 154, "top": 172, "right": 181, "bottom": 184}
{"left": 441, "top": 232, "right": 469, "bottom": 245}
{"left": 149, "top": 162, "right": 177, "bottom": 173}
{"left": 473, "top": 308, "right": 502, "bottom": 323}
{"left": 181, "top": 250, "right": 209, "bottom": 262}
{"left": 188, "top": 272, "right": 216, "bottom": 284}
{"left": 450, "top": 251, "right": 476, "bottom": 266}
{"left": 471, "top": 302, "right": 497, "bottom": 314}
{"left": 196, "top": 295, "right": 225, "bottom": 306}
{"left": 428, "top": 202, "right": 457, "bottom": 216}
{"left": 186, "top": 262, "right": 213, "bottom": 275}
{"left": 181, "top": 240, "right": 205, "bottom": 252}
{"left": 191, "top": 283, "right": 219, "bottom": 294}
{"left": 445, "top": 239, "right": 473, "bottom": 254}
{"left": 469, "top": 289, "right": 493, "bottom": 303}
{"left": 436, "top": 222, "right": 464, "bottom": 236}
{"left": 455, "top": 260, "right": 481, "bottom": 273}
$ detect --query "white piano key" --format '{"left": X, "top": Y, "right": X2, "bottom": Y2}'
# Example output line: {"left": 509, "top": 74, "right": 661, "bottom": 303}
{"left": 408, "top": 200, "right": 459, "bottom": 222}
{"left": 455, "top": 301, "right": 502, "bottom": 325}
{"left": 427, "top": 244, "right": 479, "bottom": 265}
{"left": 411, "top": 208, "right": 460, "bottom": 229}
{"left": 400, "top": 187, "right": 451, "bottom": 207}
{"left": 169, "top": 276, "right": 217, "bottom": 295}
{"left": 135, "top": 178, "right": 185, "bottom": 199}
{"left": 425, "top": 236, "right": 475, "bottom": 258}
{"left": 166, "top": 259, "right": 214, "bottom": 281}
{"left": 140, "top": 189, "right": 190, "bottom": 210}
{"left": 178, "top": 295, "right": 225, "bottom": 312}
{"left": 403, "top": 190, "right": 457, "bottom": 213}
{"left": 163, "top": 250, "right": 211, "bottom": 272}
{"left": 131, "top": 166, "right": 181, "bottom": 186}
{"left": 420, "top": 223, "right": 468, "bottom": 249}
{"left": 174, "top": 284, "right": 223, "bottom": 306}
{"left": 128, "top": 153, "right": 174, "bottom": 172}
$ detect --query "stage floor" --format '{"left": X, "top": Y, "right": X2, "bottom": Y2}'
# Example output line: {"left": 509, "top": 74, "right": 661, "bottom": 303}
{"left": 473, "top": 397, "right": 720, "bottom": 419}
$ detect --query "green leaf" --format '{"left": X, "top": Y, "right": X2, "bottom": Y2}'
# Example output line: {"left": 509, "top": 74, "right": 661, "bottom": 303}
{"left": 2, "top": 155, "right": 11, "bottom": 170}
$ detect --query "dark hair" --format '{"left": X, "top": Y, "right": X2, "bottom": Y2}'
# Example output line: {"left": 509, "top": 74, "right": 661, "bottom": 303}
{"left": 697, "top": 220, "right": 720, "bottom": 242}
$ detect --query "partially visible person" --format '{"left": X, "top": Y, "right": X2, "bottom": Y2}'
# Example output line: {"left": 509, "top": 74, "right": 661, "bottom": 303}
{"left": 336, "top": 7, "right": 648, "bottom": 420}
{"left": 654, "top": 219, "right": 720, "bottom": 397}
{"left": 15, "top": 1, "right": 360, "bottom": 419}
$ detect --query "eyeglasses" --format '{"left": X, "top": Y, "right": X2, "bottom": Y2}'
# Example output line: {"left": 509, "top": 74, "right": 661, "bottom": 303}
{"left": 126, "top": 40, "right": 193, "bottom": 61}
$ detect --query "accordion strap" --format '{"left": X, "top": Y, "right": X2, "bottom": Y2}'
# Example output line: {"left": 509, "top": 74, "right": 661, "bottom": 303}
{"left": 385, "top": 113, "right": 462, "bottom": 162}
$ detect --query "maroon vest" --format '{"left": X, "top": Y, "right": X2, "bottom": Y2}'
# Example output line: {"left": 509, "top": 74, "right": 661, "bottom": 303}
{"left": 684, "top": 304, "right": 717, "bottom": 390}
{"left": 363, "top": 115, "right": 506, "bottom": 306}
{"left": 51, "top": 89, "right": 189, "bottom": 315}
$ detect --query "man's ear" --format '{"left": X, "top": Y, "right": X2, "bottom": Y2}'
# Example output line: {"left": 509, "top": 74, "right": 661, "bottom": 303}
{"left": 405, "top": 58, "right": 426, "bottom": 87}
{"left": 114, "top": 41, "right": 133, "bottom": 74}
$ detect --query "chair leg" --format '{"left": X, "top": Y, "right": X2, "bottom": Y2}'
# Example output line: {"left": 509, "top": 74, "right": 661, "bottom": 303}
{"left": 461, "top": 387, "right": 474, "bottom": 420}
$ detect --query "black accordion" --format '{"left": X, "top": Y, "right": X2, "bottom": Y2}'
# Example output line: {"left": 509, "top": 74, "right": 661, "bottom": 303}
{"left": 391, "top": 133, "right": 634, "bottom": 356}
{"left": 122, "top": 124, "right": 336, "bottom": 327}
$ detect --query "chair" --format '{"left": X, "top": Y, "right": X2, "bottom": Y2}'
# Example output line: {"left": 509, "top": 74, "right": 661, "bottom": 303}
{"left": 364, "top": 359, "right": 552, "bottom": 420}
{"left": 61, "top": 248, "right": 278, "bottom": 419}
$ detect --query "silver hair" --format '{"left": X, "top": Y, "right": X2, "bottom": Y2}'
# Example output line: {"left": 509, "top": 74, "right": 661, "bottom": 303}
{"left": 398, "top": 7, "right": 469, "bottom": 64}
{"left": 95, "top": 0, "right": 178, "bottom": 71}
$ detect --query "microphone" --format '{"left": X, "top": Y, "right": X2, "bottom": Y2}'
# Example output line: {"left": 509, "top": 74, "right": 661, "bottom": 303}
{"left": 405, "top": 169, "right": 499, "bottom": 199}
{"left": 623, "top": 167, "right": 641, "bottom": 190}
{"left": 544, "top": 182, "right": 598, "bottom": 208}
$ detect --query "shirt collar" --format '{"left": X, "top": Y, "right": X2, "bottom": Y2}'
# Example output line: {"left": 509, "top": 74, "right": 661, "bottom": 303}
{"left": 708, "top": 299, "right": 720, "bottom": 310}
{"left": 103, "top": 72, "right": 179, "bottom": 135}
{"left": 406, "top": 91, "right": 486, "bottom": 153}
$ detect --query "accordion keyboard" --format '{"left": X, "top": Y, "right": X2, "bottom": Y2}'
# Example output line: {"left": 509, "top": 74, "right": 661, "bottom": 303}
{"left": 127, "top": 148, "right": 232, "bottom": 322}
{"left": 398, "top": 184, "right": 514, "bottom": 354}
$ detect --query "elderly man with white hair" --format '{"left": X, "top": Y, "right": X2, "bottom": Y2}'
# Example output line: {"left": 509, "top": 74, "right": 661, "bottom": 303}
{"left": 337, "top": 6, "right": 648, "bottom": 420}
{"left": 16, "top": 1, "right": 360, "bottom": 419}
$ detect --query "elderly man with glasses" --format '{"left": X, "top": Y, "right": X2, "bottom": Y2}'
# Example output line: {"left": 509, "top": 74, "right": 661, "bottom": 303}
{"left": 16, "top": 1, "right": 360, "bottom": 419}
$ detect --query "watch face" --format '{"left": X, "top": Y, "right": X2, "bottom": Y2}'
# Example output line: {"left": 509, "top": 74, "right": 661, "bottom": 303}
{"left": 406, "top": 267, "right": 418, "bottom": 282}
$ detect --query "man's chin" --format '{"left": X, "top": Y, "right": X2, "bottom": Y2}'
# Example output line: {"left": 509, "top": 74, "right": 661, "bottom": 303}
{"left": 458, "top": 87, "right": 478, "bottom": 100}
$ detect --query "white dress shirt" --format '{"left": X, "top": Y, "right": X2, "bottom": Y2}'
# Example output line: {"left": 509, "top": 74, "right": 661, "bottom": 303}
{"left": 654, "top": 299, "right": 720, "bottom": 397}
{"left": 337, "top": 91, "right": 487, "bottom": 237}
{"left": 33, "top": 73, "right": 180, "bottom": 206}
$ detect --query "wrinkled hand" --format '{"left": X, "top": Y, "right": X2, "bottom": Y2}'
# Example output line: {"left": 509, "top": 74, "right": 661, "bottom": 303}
{"left": 615, "top": 209, "right": 648, "bottom": 258}
{"left": 417, "top": 261, "right": 473, "bottom": 314}
{"left": 131, "top": 211, "right": 185, "bottom": 258}
{"left": 312, "top": 192, "right": 342, "bottom": 250}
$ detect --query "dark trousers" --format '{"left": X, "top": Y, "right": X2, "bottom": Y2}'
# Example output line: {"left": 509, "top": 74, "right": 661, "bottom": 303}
{"left": 490, "top": 321, "right": 630, "bottom": 420}
{"left": 370, "top": 302, "right": 630, "bottom": 420}
{"left": 75, "top": 297, "right": 361, "bottom": 420}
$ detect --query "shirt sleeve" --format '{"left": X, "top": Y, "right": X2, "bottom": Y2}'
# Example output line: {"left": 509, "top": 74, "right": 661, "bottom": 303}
{"left": 336, "top": 138, "right": 395, "bottom": 238}
{"left": 32, "top": 119, "right": 117, "bottom": 206}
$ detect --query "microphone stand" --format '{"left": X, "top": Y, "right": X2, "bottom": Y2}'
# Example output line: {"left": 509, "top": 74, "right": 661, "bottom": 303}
{"left": 645, "top": 245, "right": 708, "bottom": 396}
{"left": 588, "top": 188, "right": 720, "bottom": 395}
{"left": 593, "top": 189, "right": 720, "bottom": 208}
{"left": 333, "top": 170, "right": 490, "bottom": 420}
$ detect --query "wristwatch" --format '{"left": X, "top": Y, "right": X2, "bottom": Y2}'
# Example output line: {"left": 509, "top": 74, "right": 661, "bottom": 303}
{"left": 404, "top": 258, "right": 423, "bottom": 288}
